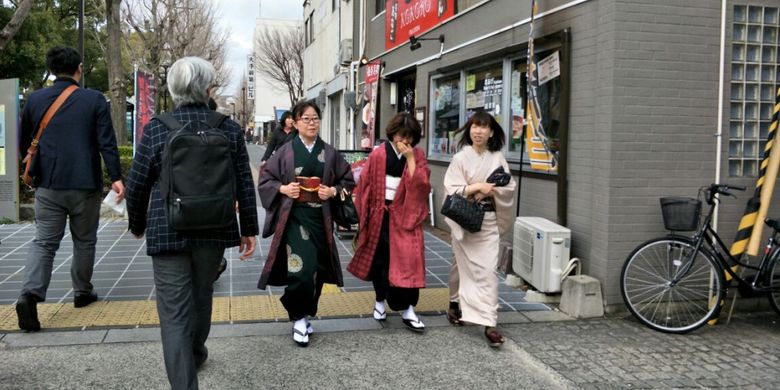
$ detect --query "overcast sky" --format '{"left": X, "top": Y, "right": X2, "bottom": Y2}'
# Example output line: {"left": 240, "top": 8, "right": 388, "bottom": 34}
{"left": 215, "top": 0, "right": 302, "bottom": 96}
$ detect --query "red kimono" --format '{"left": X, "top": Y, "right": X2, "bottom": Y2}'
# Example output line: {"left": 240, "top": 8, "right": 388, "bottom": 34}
{"left": 347, "top": 145, "right": 431, "bottom": 288}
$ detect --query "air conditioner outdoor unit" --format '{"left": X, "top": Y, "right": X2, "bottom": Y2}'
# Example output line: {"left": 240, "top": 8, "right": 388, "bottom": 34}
{"left": 512, "top": 217, "right": 571, "bottom": 293}
{"left": 338, "top": 39, "right": 353, "bottom": 66}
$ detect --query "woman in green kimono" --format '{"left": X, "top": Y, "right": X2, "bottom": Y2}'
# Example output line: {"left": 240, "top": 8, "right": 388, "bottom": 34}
{"left": 257, "top": 101, "right": 355, "bottom": 347}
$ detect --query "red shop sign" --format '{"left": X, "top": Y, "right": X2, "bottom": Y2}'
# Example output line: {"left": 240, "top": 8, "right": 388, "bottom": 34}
{"left": 385, "top": 0, "right": 455, "bottom": 50}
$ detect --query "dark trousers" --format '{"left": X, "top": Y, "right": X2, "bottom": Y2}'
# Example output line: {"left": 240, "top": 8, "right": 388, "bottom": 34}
{"left": 21, "top": 188, "right": 101, "bottom": 300}
{"left": 371, "top": 210, "right": 419, "bottom": 311}
{"left": 279, "top": 219, "right": 326, "bottom": 321}
{"left": 152, "top": 245, "right": 224, "bottom": 390}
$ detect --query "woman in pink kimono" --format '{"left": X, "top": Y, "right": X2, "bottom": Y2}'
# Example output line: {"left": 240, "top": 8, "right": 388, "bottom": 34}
{"left": 348, "top": 112, "right": 431, "bottom": 332}
{"left": 444, "top": 111, "right": 516, "bottom": 347}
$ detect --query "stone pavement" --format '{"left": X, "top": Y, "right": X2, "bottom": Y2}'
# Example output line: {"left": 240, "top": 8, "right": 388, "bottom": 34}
{"left": 508, "top": 312, "right": 780, "bottom": 389}
{"left": 1, "top": 311, "right": 779, "bottom": 389}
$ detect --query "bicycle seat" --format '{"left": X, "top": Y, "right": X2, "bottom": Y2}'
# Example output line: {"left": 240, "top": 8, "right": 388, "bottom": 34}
{"left": 766, "top": 218, "right": 780, "bottom": 232}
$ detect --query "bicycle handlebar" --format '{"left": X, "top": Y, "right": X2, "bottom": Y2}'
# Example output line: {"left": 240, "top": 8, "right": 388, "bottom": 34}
{"left": 706, "top": 183, "right": 746, "bottom": 204}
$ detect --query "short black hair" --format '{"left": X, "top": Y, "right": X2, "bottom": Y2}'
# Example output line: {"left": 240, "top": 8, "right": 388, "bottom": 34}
{"left": 46, "top": 46, "right": 81, "bottom": 76}
{"left": 292, "top": 101, "right": 321, "bottom": 119}
{"left": 279, "top": 111, "right": 294, "bottom": 126}
{"left": 455, "top": 110, "right": 506, "bottom": 152}
{"left": 385, "top": 112, "right": 422, "bottom": 146}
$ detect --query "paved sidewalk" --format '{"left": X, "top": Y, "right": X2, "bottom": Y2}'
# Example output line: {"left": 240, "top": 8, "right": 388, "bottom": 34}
{"left": 509, "top": 312, "right": 780, "bottom": 389}
{"left": 1, "top": 312, "right": 779, "bottom": 389}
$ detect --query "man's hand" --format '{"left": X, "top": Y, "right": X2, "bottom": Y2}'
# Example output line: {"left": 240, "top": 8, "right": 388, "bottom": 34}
{"left": 239, "top": 236, "right": 256, "bottom": 260}
{"left": 112, "top": 180, "right": 125, "bottom": 203}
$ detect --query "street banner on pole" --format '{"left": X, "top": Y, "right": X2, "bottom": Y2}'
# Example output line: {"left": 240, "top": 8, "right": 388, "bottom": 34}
{"left": 362, "top": 60, "right": 381, "bottom": 146}
{"left": 134, "top": 70, "right": 156, "bottom": 156}
{"left": 731, "top": 86, "right": 780, "bottom": 258}
{"left": 525, "top": 0, "right": 558, "bottom": 173}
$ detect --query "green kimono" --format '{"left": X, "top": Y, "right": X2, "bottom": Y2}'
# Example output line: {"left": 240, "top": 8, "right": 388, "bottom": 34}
{"left": 279, "top": 136, "right": 329, "bottom": 320}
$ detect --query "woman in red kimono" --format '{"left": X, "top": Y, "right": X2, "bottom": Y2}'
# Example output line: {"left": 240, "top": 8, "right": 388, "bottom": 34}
{"left": 348, "top": 112, "right": 431, "bottom": 332}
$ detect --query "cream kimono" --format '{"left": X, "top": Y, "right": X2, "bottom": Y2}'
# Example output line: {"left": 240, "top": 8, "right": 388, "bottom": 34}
{"left": 443, "top": 146, "right": 516, "bottom": 327}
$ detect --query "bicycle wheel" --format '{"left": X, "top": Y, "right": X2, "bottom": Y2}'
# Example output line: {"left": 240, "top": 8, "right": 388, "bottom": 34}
{"left": 621, "top": 236, "right": 724, "bottom": 333}
{"left": 767, "top": 248, "right": 780, "bottom": 316}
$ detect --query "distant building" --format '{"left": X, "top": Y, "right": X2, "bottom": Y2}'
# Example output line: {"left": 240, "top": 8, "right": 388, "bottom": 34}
{"left": 302, "top": 0, "right": 354, "bottom": 149}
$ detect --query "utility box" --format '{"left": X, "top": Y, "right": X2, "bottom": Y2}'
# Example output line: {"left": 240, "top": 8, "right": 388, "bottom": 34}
{"left": 559, "top": 275, "right": 604, "bottom": 318}
{"left": 512, "top": 217, "right": 571, "bottom": 293}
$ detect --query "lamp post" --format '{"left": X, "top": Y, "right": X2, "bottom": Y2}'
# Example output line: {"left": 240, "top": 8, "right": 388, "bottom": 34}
{"left": 158, "top": 63, "right": 170, "bottom": 112}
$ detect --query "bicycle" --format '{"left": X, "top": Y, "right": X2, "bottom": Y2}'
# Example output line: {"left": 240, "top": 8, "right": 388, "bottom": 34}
{"left": 620, "top": 183, "right": 780, "bottom": 333}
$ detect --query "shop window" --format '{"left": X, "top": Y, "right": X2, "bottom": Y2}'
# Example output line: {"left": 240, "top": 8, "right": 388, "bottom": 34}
{"left": 729, "top": 5, "right": 778, "bottom": 177}
{"left": 508, "top": 60, "right": 527, "bottom": 160}
{"left": 426, "top": 31, "right": 568, "bottom": 175}
{"left": 465, "top": 63, "right": 504, "bottom": 123}
{"left": 511, "top": 52, "right": 563, "bottom": 171}
{"left": 429, "top": 74, "right": 461, "bottom": 159}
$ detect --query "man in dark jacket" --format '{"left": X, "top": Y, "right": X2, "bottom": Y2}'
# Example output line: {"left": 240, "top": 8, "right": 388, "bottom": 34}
{"left": 15, "top": 46, "right": 125, "bottom": 332}
{"left": 126, "top": 56, "right": 258, "bottom": 390}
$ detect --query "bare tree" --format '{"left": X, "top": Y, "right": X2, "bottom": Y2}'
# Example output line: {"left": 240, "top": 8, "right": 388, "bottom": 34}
{"left": 106, "top": 0, "right": 126, "bottom": 144}
{"left": 254, "top": 25, "right": 304, "bottom": 108}
{"left": 0, "top": 0, "right": 34, "bottom": 51}
{"left": 123, "top": 0, "right": 229, "bottom": 111}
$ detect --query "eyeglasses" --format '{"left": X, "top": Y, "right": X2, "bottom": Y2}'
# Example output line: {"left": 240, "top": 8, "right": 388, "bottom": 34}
{"left": 298, "top": 117, "right": 320, "bottom": 124}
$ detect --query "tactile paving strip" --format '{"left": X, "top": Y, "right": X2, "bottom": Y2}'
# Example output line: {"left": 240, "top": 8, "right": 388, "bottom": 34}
{"left": 0, "top": 305, "right": 16, "bottom": 330}
{"left": 48, "top": 301, "right": 108, "bottom": 329}
{"left": 0, "top": 288, "right": 453, "bottom": 331}
{"left": 211, "top": 297, "right": 231, "bottom": 323}
{"left": 92, "top": 301, "right": 154, "bottom": 327}
{"left": 36, "top": 303, "right": 65, "bottom": 329}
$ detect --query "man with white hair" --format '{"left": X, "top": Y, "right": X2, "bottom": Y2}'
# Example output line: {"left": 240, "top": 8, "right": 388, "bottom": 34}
{"left": 125, "top": 56, "right": 258, "bottom": 390}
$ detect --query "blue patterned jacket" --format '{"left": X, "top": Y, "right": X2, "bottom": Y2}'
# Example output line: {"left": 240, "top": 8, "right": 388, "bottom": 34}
{"left": 125, "top": 104, "right": 259, "bottom": 255}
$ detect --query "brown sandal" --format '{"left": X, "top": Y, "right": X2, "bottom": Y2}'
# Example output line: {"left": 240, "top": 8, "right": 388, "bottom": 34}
{"left": 484, "top": 327, "right": 505, "bottom": 348}
{"left": 447, "top": 302, "right": 463, "bottom": 326}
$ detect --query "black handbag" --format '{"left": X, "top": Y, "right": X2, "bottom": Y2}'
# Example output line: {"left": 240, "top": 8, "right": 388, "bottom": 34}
{"left": 440, "top": 188, "right": 484, "bottom": 233}
{"left": 486, "top": 166, "right": 511, "bottom": 187}
{"left": 332, "top": 188, "right": 358, "bottom": 228}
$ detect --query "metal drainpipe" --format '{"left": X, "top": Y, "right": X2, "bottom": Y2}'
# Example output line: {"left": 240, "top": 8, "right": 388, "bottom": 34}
{"left": 713, "top": 0, "right": 727, "bottom": 232}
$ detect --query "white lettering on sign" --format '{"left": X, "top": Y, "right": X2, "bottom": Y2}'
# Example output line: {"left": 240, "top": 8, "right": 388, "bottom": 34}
{"left": 400, "top": 0, "right": 434, "bottom": 29}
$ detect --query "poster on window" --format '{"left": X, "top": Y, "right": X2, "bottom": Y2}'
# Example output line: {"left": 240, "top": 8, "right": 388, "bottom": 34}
{"left": 362, "top": 60, "right": 381, "bottom": 147}
{"left": 385, "top": 0, "right": 455, "bottom": 50}
{"left": 134, "top": 70, "right": 156, "bottom": 155}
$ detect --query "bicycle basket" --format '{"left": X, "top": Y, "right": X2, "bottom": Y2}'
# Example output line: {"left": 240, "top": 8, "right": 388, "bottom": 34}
{"left": 660, "top": 197, "right": 701, "bottom": 231}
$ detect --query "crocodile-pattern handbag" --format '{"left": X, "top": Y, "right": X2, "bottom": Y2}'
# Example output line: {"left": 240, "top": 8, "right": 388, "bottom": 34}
{"left": 441, "top": 188, "right": 484, "bottom": 233}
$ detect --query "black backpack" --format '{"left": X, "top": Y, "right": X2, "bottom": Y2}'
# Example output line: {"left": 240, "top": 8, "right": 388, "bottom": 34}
{"left": 157, "top": 112, "right": 236, "bottom": 231}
